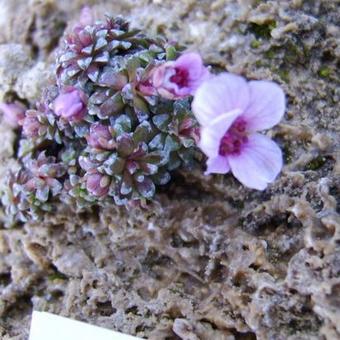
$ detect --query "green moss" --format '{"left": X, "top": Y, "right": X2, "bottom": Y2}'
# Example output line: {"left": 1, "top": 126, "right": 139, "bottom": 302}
{"left": 48, "top": 272, "right": 67, "bottom": 281}
{"left": 318, "top": 66, "right": 331, "bottom": 78}
{"left": 283, "top": 40, "right": 310, "bottom": 65}
{"left": 263, "top": 41, "right": 309, "bottom": 66}
{"left": 248, "top": 20, "right": 277, "bottom": 39}
{"left": 306, "top": 156, "right": 326, "bottom": 170}
{"left": 251, "top": 39, "right": 261, "bottom": 48}
{"left": 265, "top": 49, "right": 276, "bottom": 59}
{"left": 277, "top": 69, "right": 290, "bottom": 83}
{"left": 283, "top": 144, "right": 293, "bottom": 163}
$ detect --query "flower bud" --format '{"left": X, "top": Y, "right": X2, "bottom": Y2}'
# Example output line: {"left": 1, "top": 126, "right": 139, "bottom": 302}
{"left": 86, "top": 123, "right": 114, "bottom": 149}
{"left": 179, "top": 117, "right": 200, "bottom": 144}
{"left": 79, "top": 6, "right": 94, "bottom": 27}
{"left": 86, "top": 172, "right": 110, "bottom": 197}
{"left": 53, "top": 87, "right": 87, "bottom": 122}
{"left": 0, "top": 102, "right": 26, "bottom": 128}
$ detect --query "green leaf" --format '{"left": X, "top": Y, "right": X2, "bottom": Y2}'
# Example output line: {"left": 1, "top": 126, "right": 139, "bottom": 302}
{"left": 36, "top": 185, "right": 49, "bottom": 202}
{"left": 138, "top": 51, "right": 154, "bottom": 64}
{"left": 70, "top": 175, "right": 80, "bottom": 186}
{"left": 120, "top": 174, "right": 133, "bottom": 195}
{"left": 167, "top": 152, "right": 181, "bottom": 171}
{"left": 135, "top": 177, "right": 155, "bottom": 199}
{"left": 126, "top": 56, "right": 141, "bottom": 80}
{"left": 94, "top": 51, "right": 110, "bottom": 63}
{"left": 133, "top": 95, "right": 150, "bottom": 122}
{"left": 94, "top": 37, "right": 108, "bottom": 51}
{"left": 102, "top": 154, "right": 125, "bottom": 175}
{"left": 77, "top": 57, "right": 93, "bottom": 70}
{"left": 74, "top": 124, "right": 89, "bottom": 138}
{"left": 151, "top": 171, "right": 171, "bottom": 185}
{"left": 18, "top": 139, "right": 35, "bottom": 158}
{"left": 140, "top": 162, "right": 158, "bottom": 175}
{"left": 152, "top": 114, "right": 170, "bottom": 131}
{"left": 114, "top": 114, "right": 132, "bottom": 135}
{"left": 149, "top": 133, "right": 164, "bottom": 150}
{"left": 117, "top": 133, "right": 135, "bottom": 157}
{"left": 89, "top": 90, "right": 109, "bottom": 105}
{"left": 98, "top": 69, "right": 128, "bottom": 89}
{"left": 164, "top": 135, "right": 180, "bottom": 152}
{"left": 143, "top": 151, "right": 165, "bottom": 166}
{"left": 133, "top": 121, "right": 153, "bottom": 144}
{"left": 100, "top": 93, "right": 124, "bottom": 118}
{"left": 166, "top": 46, "right": 177, "bottom": 60}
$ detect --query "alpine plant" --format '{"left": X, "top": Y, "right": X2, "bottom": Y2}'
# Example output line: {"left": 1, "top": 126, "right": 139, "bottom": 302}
{"left": 1, "top": 14, "right": 204, "bottom": 221}
{"left": 1, "top": 10, "right": 286, "bottom": 223}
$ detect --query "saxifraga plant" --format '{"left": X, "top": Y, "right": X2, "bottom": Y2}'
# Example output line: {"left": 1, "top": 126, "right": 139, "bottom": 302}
{"left": 1, "top": 15, "right": 200, "bottom": 222}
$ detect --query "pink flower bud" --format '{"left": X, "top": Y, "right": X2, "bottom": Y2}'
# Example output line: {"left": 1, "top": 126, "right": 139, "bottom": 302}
{"left": 86, "top": 172, "right": 110, "bottom": 197}
{"left": 152, "top": 52, "right": 210, "bottom": 100}
{"left": 0, "top": 102, "right": 26, "bottom": 128}
{"left": 179, "top": 117, "right": 200, "bottom": 143}
{"left": 79, "top": 6, "right": 94, "bottom": 27}
{"left": 86, "top": 123, "right": 115, "bottom": 149}
{"left": 21, "top": 112, "right": 40, "bottom": 137}
{"left": 53, "top": 87, "right": 87, "bottom": 122}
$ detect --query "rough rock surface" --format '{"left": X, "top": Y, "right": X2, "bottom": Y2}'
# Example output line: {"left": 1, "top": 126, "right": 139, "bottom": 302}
{"left": 0, "top": 0, "right": 339, "bottom": 339}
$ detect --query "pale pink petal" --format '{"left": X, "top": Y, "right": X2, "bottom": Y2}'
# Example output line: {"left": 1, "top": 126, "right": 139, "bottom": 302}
{"left": 185, "top": 67, "right": 211, "bottom": 95}
{"left": 228, "top": 133, "right": 283, "bottom": 190}
{"left": 192, "top": 73, "right": 250, "bottom": 126}
{"left": 175, "top": 53, "right": 210, "bottom": 95}
{"left": 175, "top": 52, "right": 204, "bottom": 79}
{"left": 199, "top": 127, "right": 221, "bottom": 158}
{"left": 67, "top": 102, "right": 83, "bottom": 118}
{"left": 199, "top": 109, "right": 242, "bottom": 158}
{"left": 205, "top": 156, "right": 230, "bottom": 175}
{"left": 79, "top": 6, "right": 94, "bottom": 27}
{"left": 242, "top": 80, "right": 285, "bottom": 131}
{"left": 152, "top": 62, "right": 173, "bottom": 88}
{"left": 152, "top": 63, "right": 178, "bottom": 99}
{"left": 0, "top": 102, "right": 26, "bottom": 128}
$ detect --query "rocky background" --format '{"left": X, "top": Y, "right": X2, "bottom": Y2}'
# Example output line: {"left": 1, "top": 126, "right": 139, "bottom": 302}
{"left": 0, "top": 0, "right": 339, "bottom": 339}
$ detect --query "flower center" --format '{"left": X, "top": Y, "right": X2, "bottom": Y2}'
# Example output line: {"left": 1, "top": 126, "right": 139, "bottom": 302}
{"left": 219, "top": 118, "right": 248, "bottom": 156}
{"left": 170, "top": 67, "right": 189, "bottom": 87}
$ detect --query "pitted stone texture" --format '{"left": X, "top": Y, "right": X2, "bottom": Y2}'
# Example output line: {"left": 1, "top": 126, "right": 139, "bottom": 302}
{"left": 0, "top": 0, "right": 339, "bottom": 339}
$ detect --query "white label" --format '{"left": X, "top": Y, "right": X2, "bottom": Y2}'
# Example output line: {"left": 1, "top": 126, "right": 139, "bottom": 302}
{"left": 29, "top": 311, "right": 141, "bottom": 340}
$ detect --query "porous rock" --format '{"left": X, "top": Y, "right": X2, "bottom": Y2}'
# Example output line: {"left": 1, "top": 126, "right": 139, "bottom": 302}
{"left": 0, "top": 0, "right": 339, "bottom": 339}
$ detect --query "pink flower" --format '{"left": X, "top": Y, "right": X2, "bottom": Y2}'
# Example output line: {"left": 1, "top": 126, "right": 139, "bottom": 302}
{"left": 21, "top": 111, "right": 41, "bottom": 137}
{"left": 152, "top": 52, "right": 210, "bottom": 99}
{"left": 0, "top": 102, "right": 26, "bottom": 128}
{"left": 86, "top": 123, "right": 115, "bottom": 150}
{"left": 192, "top": 73, "right": 285, "bottom": 190}
{"left": 86, "top": 172, "right": 110, "bottom": 197}
{"left": 53, "top": 87, "right": 87, "bottom": 122}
